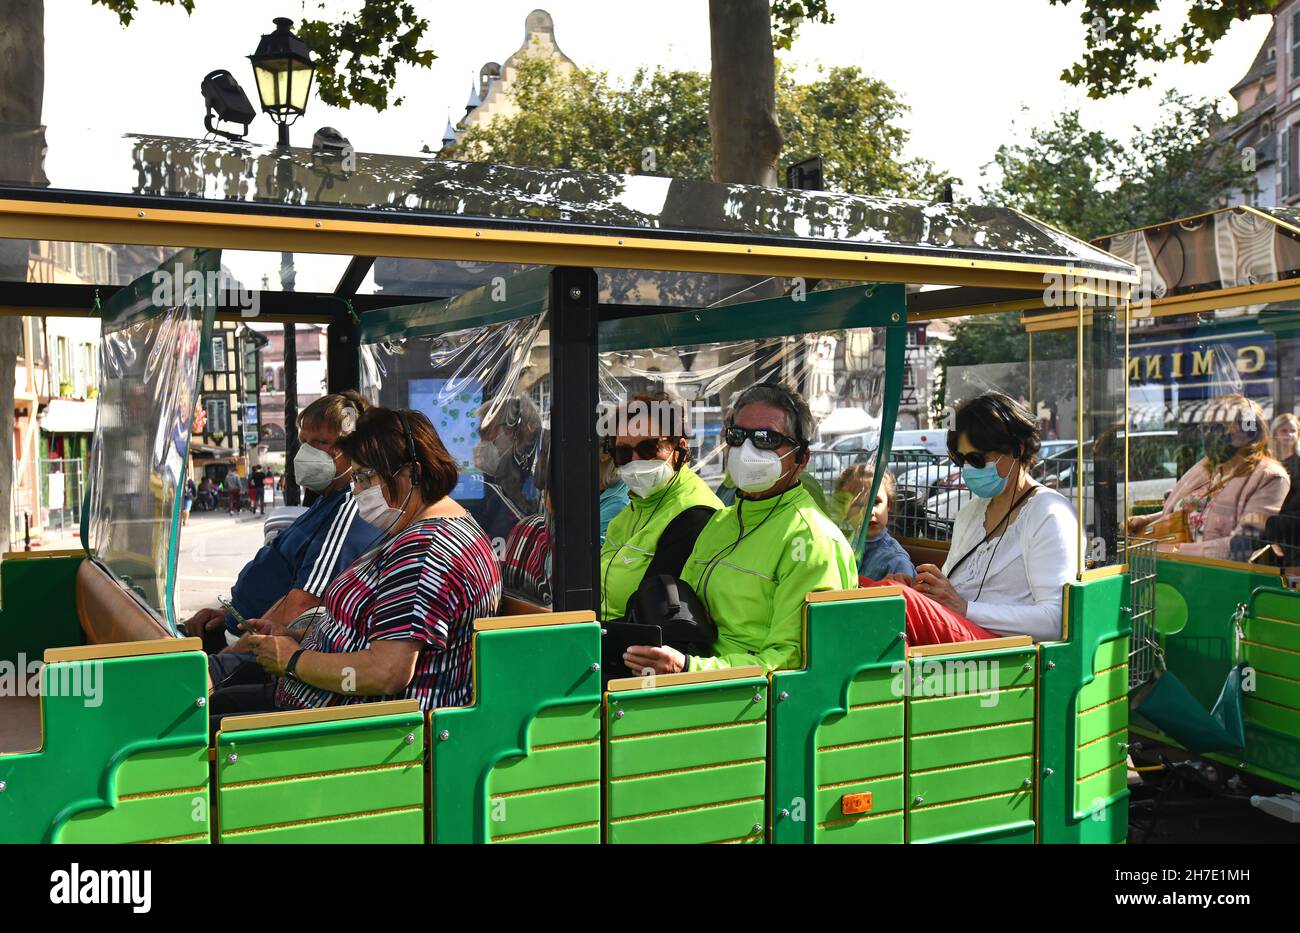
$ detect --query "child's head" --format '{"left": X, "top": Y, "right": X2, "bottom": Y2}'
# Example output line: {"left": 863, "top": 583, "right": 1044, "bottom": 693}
{"left": 831, "top": 463, "right": 894, "bottom": 539}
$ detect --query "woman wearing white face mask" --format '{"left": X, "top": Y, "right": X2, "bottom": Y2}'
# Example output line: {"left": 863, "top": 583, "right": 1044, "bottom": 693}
{"left": 237, "top": 407, "right": 502, "bottom": 714}
{"left": 598, "top": 392, "right": 722, "bottom": 621}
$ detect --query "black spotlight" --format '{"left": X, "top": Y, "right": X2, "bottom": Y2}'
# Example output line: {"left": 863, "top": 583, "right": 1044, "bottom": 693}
{"left": 202, "top": 69, "right": 256, "bottom": 141}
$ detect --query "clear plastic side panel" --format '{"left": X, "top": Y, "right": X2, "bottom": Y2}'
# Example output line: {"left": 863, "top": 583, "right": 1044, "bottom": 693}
{"left": 1080, "top": 306, "right": 1127, "bottom": 572}
{"left": 89, "top": 247, "right": 220, "bottom": 628}
{"left": 360, "top": 312, "right": 553, "bottom": 604}
{"left": 597, "top": 327, "right": 888, "bottom": 549}
{"left": 898, "top": 310, "right": 1039, "bottom": 544}
{"left": 1127, "top": 306, "right": 1300, "bottom": 571}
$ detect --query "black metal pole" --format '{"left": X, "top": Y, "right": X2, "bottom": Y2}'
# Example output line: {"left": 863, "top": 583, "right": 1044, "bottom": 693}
{"left": 548, "top": 267, "right": 599, "bottom": 612}
{"left": 326, "top": 301, "right": 360, "bottom": 394}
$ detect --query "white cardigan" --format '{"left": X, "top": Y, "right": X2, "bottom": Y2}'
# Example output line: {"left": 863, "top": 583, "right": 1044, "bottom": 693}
{"left": 941, "top": 487, "right": 1079, "bottom": 642}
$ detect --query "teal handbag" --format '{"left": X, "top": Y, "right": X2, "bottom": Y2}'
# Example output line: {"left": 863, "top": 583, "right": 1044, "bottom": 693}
{"left": 1129, "top": 605, "right": 1247, "bottom": 754}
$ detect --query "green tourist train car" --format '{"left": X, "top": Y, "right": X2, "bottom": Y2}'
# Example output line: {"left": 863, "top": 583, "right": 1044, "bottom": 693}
{"left": 0, "top": 133, "right": 1225, "bottom": 844}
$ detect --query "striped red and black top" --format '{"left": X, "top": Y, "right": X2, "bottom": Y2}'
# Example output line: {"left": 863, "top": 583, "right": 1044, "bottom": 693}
{"left": 276, "top": 514, "right": 502, "bottom": 712}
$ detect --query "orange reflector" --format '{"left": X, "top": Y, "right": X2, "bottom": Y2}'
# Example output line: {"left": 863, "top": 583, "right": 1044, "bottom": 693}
{"left": 841, "top": 792, "right": 872, "bottom": 815}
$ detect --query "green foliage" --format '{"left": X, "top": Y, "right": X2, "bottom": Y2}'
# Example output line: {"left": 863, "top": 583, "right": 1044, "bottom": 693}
{"left": 92, "top": 0, "right": 436, "bottom": 112}
{"left": 457, "top": 57, "right": 952, "bottom": 197}
{"left": 771, "top": 0, "right": 836, "bottom": 51}
{"left": 1051, "top": 0, "right": 1278, "bottom": 99}
{"left": 981, "top": 91, "right": 1254, "bottom": 240}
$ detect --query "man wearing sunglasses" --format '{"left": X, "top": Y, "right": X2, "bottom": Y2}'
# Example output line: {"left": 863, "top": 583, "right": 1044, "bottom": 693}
{"left": 599, "top": 393, "right": 722, "bottom": 622}
{"left": 623, "top": 383, "right": 856, "bottom": 676}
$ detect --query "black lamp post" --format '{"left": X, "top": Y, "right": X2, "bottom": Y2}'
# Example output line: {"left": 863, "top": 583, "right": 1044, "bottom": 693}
{"left": 248, "top": 17, "right": 316, "bottom": 149}
{"left": 249, "top": 17, "right": 315, "bottom": 505}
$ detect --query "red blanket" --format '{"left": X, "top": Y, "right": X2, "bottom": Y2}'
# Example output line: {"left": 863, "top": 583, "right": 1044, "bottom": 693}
{"left": 858, "top": 576, "right": 996, "bottom": 645}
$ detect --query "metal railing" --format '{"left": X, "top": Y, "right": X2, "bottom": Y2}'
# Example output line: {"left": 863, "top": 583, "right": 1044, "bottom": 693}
{"left": 1125, "top": 537, "right": 1159, "bottom": 690}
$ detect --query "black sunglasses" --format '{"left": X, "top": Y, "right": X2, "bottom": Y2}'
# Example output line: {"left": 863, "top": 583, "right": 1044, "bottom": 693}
{"left": 724, "top": 425, "right": 800, "bottom": 451}
{"left": 604, "top": 437, "right": 671, "bottom": 466}
{"left": 948, "top": 449, "right": 993, "bottom": 469}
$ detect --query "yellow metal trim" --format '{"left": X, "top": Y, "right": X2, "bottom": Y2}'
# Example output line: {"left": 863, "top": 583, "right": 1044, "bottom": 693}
{"left": 906, "top": 635, "right": 1034, "bottom": 658}
{"left": 217, "top": 698, "right": 421, "bottom": 733}
{"left": 1142, "top": 280, "right": 1300, "bottom": 317}
{"left": 1079, "top": 563, "right": 1127, "bottom": 582}
{"left": 0, "top": 198, "right": 1139, "bottom": 289}
{"left": 1075, "top": 299, "right": 1085, "bottom": 580}
{"left": 43, "top": 636, "right": 201, "bottom": 663}
{"left": 473, "top": 610, "right": 596, "bottom": 632}
{"left": 1157, "top": 551, "right": 1273, "bottom": 573}
{"left": 605, "top": 665, "right": 765, "bottom": 693}
{"left": 1061, "top": 581, "right": 1071, "bottom": 643}
{"left": 806, "top": 585, "right": 902, "bottom": 603}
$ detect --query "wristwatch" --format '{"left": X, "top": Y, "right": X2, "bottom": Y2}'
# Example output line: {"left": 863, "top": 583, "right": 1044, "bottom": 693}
{"left": 285, "top": 648, "right": 306, "bottom": 679}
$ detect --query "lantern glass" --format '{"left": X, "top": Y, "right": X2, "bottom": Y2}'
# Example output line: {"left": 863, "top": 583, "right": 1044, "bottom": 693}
{"left": 252, "top": 57, "right": 314, "bottom": 118}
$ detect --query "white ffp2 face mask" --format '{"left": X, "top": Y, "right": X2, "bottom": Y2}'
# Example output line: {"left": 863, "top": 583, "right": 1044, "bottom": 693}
{"left": 294, "top": 444, "right": 339, "bottom": 492}
{"left": 618, "top": 458, "right": 674, "bottom": 499}
{"left": 354, "top": 483, "right": 411, "bottom": 533}
{"left": 725, "top": 440, "right": 790, "bottom": 494}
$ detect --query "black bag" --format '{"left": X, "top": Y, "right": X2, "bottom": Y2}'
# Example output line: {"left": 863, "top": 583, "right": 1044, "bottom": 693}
{"left": 626, "top": 574, "right": 717, "bottom": 657}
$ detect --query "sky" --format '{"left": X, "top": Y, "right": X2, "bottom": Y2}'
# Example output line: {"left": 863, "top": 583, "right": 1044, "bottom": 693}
{"left": 38, "top": 0, "right": 1276, "bottom": 288}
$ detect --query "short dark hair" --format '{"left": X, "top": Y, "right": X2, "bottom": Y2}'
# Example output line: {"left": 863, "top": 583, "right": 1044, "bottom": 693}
{"left": 951, "top": 392, "right": 1040, "bottom": 463}
{"left": 337, "top": 407, "right": 460, "bottom": 503}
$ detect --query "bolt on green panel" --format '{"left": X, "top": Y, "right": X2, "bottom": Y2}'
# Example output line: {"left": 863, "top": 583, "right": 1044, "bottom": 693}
{"left": 816, "top": 810, "right": 904, "bottom": 844}
{"left": 815, "top": 702, "right": 903, "bottom": 748}
{"left": 607, "top": 720, "right": 766, "bottom": 778}
{"left": 608, "top": 797, "right": 766, "bottom": 844}
{"left": 910, "top": 687, "right": 1035, "bottom": 734}
{"left": 219, "top": 762, "right": 423, "bottom": 834}
{"left": 609, "top": 760, "right": 765, "bottom": 820}
{"left": 908, "top": 721, "right": 1034, "bottom": 772}
{"left": 909, "top": 756, "right": 1033, "bottom": 809}
{"left": 908, "top": 790, "right": 1033, "bottom": 844}
{"left": 488, "top": 782, "right": 601, "bottom": 838}
{"left": 222, "top": 807, "right": 425, "bottom": 844}
{"left": 815, "top": 738, "right": 903, "bottom": 786}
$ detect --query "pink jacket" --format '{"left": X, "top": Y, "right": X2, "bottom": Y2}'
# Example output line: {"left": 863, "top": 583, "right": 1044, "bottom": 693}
{"left": 1162, "top": 457, "right": 1291, "bottom": 559}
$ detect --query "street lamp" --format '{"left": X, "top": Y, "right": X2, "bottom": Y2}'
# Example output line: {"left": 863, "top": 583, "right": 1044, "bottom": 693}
{"left": 248, "top": 17, "right": 316, "bottom": 148}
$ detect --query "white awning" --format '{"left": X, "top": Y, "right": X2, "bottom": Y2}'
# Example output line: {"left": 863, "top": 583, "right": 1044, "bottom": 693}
{"left": 817, "top": 406, "right": 879, "bottom": 436}
{"left": 39, "top": 398, "right": 98, "bottom": 434}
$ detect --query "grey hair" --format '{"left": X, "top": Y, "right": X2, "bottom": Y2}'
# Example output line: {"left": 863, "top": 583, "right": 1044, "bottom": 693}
{"left": 726, "top": 382, "right": 814, "bottom": 446}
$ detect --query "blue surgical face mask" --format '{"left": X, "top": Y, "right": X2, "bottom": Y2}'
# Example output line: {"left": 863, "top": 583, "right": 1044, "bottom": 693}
{"left": 962, "top": 459, "right": 1008, "bottom": 499}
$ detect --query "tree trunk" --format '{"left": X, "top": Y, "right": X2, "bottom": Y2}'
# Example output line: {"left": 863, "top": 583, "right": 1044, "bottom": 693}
{"left": 0, "top": 0, "right": 46, "bottom": 553}
{"left": 708, "top": 0, "right": 782, "bottom": 185}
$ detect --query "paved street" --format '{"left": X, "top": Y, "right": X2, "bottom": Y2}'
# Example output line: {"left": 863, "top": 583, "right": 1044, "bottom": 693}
{"left": 173, "top": 502, "right": 276, "bottom": 620}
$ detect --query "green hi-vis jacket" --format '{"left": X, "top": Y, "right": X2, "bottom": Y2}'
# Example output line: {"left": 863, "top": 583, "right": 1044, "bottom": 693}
{"left": 681, "top": 480, "right": 858, "bottom": 673}
{"left": 599, "top": 465, "right": 723, "bottom": 621}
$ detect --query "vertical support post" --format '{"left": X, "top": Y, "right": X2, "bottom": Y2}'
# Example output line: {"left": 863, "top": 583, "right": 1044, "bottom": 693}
{"left": 327, "top": 301, "right": 360, "bottom": 395}
{"left": 548, "top": 267, "right": 599, "bottom": 613}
